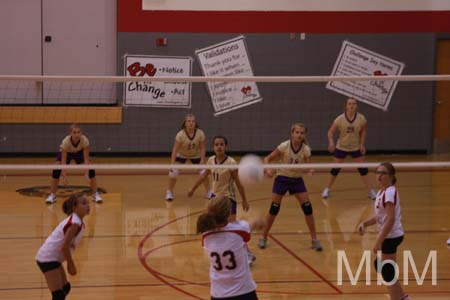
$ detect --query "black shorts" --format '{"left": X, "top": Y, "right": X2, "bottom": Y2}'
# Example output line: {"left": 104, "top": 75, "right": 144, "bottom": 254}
{"left": 175, "top": 157, "right": 201, "bottom": 164}
{"left": 212, "top": 290, "right": 258, "bottom": 300}
{"left": 382, "top": 236, "right": 404, "bottom": 254}
{"left": 36, "top": 260, "right": 61, "bottom": 273}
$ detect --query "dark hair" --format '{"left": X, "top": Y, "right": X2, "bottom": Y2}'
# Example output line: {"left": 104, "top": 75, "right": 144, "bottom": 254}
{"left": 180, "top": 113, "right": 199, "bottom": 129}
{"left": 379, "top": 162, "right": 397, "bottom": 185}
{"left": 196, "top": 196, "right": 231, "bottom": 233}
{"left": 70, "top": 123, "right": 81, "bottom": 131}
{"left": 62, "top": 193, "right": 84, "bottom": 215}
{"left": 212, "top": 135, "right": 228, "bottom": 146}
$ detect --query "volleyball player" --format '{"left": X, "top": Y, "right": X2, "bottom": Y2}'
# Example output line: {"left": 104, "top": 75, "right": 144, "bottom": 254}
{"left": 188, "top": 136, "right": 255, "bottom": 265}
{"left": 322, "top": 98, "right": 377, "bottom": 200}
{"left": 36, "top": 194, "right": 89, "bottom": 300}
{"left": 197, "top": 196, "right": 264, "bottom": 300}
{"left": 46, "top": 124, "right": 102, "bottom": 204}
{"left": 358, "top": 162, "right": 410, "bottom": 300}
{"left": 166, "top": 113, "right": 212, "bottom": 201}
{"left": 258, "top": 123, "right": 322, "bottom": 251}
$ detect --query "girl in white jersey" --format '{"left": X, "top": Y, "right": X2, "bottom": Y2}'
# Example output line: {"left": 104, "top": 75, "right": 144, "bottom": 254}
{"left": 358, "top": 162, "right": 409, "bottom": 300}
{"left": 322, "top": 98, "right": 376, "bottom": 200}
{"left": 166, "top": 113, "right": 212, "bottom": 201}
{"left": 258, "top": 123, "right": 322, "bottom": 251}
{"left": 46, "top": 124, "right": 102, "bottom": 204}
{"left": 36, "top": 194, "right": 90, "bottom": 300}
{"left": 197, "top": 196, "right": 264, "bottom": 300}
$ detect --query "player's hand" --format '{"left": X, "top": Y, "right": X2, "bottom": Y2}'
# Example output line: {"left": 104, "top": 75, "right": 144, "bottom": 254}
{"left": 67, "top": 262, "right": 77, "bottom": 275}
{"left": 264, "top": 169, "right": 274, "bottom": 178}
{"left": 360, "top": 145, "right": 366, "bottom": 155}
{"left": 242, "top": 200, "right": 250, "bottom": 212}
{"left": 372, "top": 240, "right": 382, "bottom": 254}
{"left": 357, "top": 223, "right": 365, "bottom": 236}
{"left": 328, "top": 143, "right": 336, "bottom": 153}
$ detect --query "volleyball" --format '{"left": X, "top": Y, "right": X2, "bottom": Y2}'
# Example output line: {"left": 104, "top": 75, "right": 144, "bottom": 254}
{"left": 238, "top": 154, "right": 264, "bottom": 184}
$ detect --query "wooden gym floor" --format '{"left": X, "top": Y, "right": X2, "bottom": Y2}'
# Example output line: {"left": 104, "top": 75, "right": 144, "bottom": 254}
{"left": 0, "top": 155, "right": 449, "bottom": 300}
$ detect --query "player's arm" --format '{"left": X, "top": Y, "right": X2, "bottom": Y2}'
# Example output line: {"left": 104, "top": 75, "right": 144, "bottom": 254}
{"left": 359, "top": 123, "right": 367, "bottom": 155}
{"left": 60, "top": 149, "right": 68, "bottom": 182}
{"left": 170, "top": 140, "right": 181, "bottom": 164}
{"left": 188, "top": 169, "right": 211, "bottom": 197}
{"left": 199, "top": 139, "right": 206, "bottom": 164}
{"left": 83, "top": 146, "right": 90, "bottom": 164}
{"left": 232, "top": 169, "right": 249, "bottom": 212}
{"left": 327, "top": 122, "right": 338, "bottom": 153}
{"left": 264, "top": 148, "right": 281, "bottom": 177}
{"left": 304, "top": 155, "right": 314, "bottom": 175}
{"left": 358, "top": 216, "right": 377, "bottom": 235}
{"left": 61, "top": 224, "right": 80, "bottom": 275}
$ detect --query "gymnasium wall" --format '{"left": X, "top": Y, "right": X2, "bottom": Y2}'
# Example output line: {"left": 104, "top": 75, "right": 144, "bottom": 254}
{"left": 1, "top": 0, "right": 448, "bottom": 154}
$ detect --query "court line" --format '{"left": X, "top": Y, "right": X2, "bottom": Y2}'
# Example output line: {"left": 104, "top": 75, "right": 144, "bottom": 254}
{"left": 269, "top": 234, "right": 344, "bottom": 294}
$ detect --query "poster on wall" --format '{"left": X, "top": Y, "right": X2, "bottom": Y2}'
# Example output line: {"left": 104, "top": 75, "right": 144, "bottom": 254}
{"left": 195, "top": 36, "right": 262, "bottom": 116}
{"left": 123, "top": 55, "right": 192, "bottom": 107}
{"left": 326, "top": 41, "right": 404, "bottom": 111}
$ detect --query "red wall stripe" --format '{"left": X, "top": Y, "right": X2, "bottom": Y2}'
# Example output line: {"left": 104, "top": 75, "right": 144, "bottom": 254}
{"left": 118, "top": 0, "right": 450, "bottom": 33}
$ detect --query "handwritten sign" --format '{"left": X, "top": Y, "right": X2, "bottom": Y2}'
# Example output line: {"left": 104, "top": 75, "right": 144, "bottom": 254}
{"left": 326, "top": 41, "right": 404, "bottom": 111}
{"left": 196, "top": 36, "right": 262, "bottom": 116}
{"left": 124, "top": 55, "right": 192, "bottom": 108}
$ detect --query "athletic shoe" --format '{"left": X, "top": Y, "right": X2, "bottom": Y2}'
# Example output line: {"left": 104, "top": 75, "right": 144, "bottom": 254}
{"left": 312, "top": 239, "right": 323, "bottom": 252}
{"left": 258, "top": 237, "right": 267, "bottom": 249}
{"left": 165, "top": 190, "right": 174, "bottom": 201}
{"left": 400, "top": 294, "right": 411, "bottom": 300}
{"left": 368, "top": 189, "right": 377, "bottom": 200}
{"left": 45, "top": 193, "right": 56, "bottom": 204}
{"left": 321, "top": 188, "right": 330, "bottom": 199}
{"left": 94, "top": 192, "right": 103, "bottom": 203}
{"left": 247, "top": 251, "right": 256, "bottom": 266}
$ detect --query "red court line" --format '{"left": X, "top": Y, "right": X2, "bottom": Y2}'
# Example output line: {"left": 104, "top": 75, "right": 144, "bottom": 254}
{"left": 269, "top": 234, "right": 344, "bottom": 294}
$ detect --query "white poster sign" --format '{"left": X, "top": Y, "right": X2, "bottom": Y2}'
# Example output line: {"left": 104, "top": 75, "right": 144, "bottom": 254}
{"left": 326, "top": 41, "right": 404, "bottom": 111}
{"left": 124, "top": 55, "right": 192, "bottom": 107}
{"left": 196, "top": 36, "right": 262, "bottom": 116}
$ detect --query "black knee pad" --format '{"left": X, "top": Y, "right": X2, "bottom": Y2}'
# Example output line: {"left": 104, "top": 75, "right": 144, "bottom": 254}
{"left": 63, "top": 282, "right": 71, "bottom": 295}
{"left": 269, "top": 202, "right": 280, "bottom": 216}
{"left": 301, "top": 201, "right": 313, "bottom": 215}
{"left": 358, "top": 168, "right": 369, "bottom": 176}
{"left": 88, "top": 169, "right": 96, "bottom": 178}
{"left": 52, "top": 169, "right": 61, "bottom": 179}
{"left": 374, "top": 258, "right": 396, "bottom": 283}
{"left": 330, "top": 168, "right": 341, "bottom": 176}
{"left": 52, "top": 289, "right": 66, "bottom": 300}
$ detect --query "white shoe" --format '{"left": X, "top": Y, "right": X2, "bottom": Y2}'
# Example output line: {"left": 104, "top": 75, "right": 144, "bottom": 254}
{"left": 45, "top": 193, "right": 56, "bottom": 204}
{"left": 321, "top": 188, "right": 330, "bottom": 199}
{"left": 447, "top": 238, "right": 450, "bottom": 245}
{"left": 247, "top": 251, "right": 256, "bottom": 266}
{"left": 205, "top": 190, "right": 214, "bottom": 199}
{"left": 258, "top": 237, "right": 267, "bottom": 249}
{"left": 165, "top": 190, "right": 174, "bottom": 201}
{"left": 94, "top": 192, "right": 103, "bottom": 203}
{"left": 368, "top": 189, "right": 377, "bottom": 200}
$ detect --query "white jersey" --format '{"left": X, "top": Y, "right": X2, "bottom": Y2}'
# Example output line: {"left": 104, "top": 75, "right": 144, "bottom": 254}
{"left": 36, "top": 213, "right": 85, "bottom": 262}
{"left": 202, "top": 221, "right": 256, "bottom": 298}
{"left": 374, "top": 186, "right": 404, "bottom": 239}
